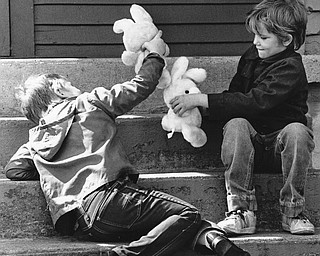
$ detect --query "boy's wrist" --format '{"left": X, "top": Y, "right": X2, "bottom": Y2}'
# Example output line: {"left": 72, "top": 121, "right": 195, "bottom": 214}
{"left": 197, "top": 94, "right": 209, "bottom": 108}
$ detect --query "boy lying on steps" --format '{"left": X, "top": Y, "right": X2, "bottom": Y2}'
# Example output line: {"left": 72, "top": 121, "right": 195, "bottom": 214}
{"left": 5, "top": 33, "right": 250, "bottom": 256}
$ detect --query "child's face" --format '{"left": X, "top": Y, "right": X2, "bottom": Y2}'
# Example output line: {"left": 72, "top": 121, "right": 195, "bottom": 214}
{"left": 253, "top": 23, "right": 287, "bottom": 59}
{"left": 58, "top": 79, "right": 82, "bottom": 98}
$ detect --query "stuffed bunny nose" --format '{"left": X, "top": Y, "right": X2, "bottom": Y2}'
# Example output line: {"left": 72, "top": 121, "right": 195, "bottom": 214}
{"left": 186, "top": 87, "right": 201, "bottom": 94}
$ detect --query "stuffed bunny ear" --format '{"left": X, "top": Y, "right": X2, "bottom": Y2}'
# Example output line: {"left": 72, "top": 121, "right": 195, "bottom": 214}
{"left": 183, "top": 68, "right": 207, "bottom": 83}
{"left": 113, "top": 19, "right": 134, "bottom": 34}
{"left": 130, "top": 4, "right": 153, "bottom": 23}
{"left": 157, "top": 69, "right": 171, "bottom": 89}
{"left": 171, "top": 57, "right": 189, "bottom": 82}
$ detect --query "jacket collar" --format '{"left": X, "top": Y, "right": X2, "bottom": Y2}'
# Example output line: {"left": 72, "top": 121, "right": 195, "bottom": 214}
{"left": 29, "top": 99, "right": 76, "bottom": 160}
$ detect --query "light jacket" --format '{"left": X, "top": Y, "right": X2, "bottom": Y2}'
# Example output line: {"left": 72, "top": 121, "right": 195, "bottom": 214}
{"left": 208, "top": 45, "right": 309, "bottom": 134}
{"left": 5, "top": 53, "right": 165, "bottom": 225}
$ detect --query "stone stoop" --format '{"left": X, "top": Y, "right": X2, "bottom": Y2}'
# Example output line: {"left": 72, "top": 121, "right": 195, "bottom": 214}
{"left": 0, "top": 56, "right": 319, "bottom": 255}
{"left": 0, "top": 56, "right": 319, "bottom": 171}
{"left": 0, "top": 115, "right": 225, "bottom": 174}
{"left": 1, "top": 170, "right": 320, "bottom": 237}
{"left": 0, "top": 230, "right": 320, "bottom": 256}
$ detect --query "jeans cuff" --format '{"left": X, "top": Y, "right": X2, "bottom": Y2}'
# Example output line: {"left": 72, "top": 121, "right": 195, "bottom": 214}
{"left": 227, "top": 193, "right": 257, "bottom": 212}
{"left": 279, "top": 199, "right": 305, "bottom": 217}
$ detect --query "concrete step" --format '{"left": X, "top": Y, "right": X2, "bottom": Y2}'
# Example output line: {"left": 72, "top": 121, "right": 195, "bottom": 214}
{"left": 0, "top": 55, "right": 319, "bottom": 118}
{"left": 0, "top": 115, "right": 225, "bottom": 173}
{"left": 1, "top": 170, "right": 320, "bottom": 239}
{"left": 0, "top": 56, "right": 236, "bottom": 117}
{"left": 0, "top": 56, "right": 319, "bottom": 170}
{"left": 1, "top": 104, "right": 320, "bottom": 174}
{"left": 1, "top": 56, "right": 319, "bottom": 254}
{"left": 0, "top": 56, "right": 319, "bottom": 173}
{"left": 1, "top": 229, "right": 320, "bottom": 256}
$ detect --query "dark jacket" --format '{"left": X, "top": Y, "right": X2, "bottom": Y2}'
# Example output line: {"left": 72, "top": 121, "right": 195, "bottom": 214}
{"left": 5, "top": 53, "right": 165, "bottom": 225}
{"left": 208, "top": 45, "right": 309, "bottom": 134}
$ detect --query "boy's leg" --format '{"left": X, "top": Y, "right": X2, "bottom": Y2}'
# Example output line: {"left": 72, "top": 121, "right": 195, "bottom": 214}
{"left": 195, "top": 220, "right": 251, "bottom": 256}
{"left": 77, "top": 177, "right": 202, "bottom": 256}
{"left": 276, "top": 123, "right": 315, "bottom": 234}
{"left": 218, "top": 118, "right": 257, "bottom": 235}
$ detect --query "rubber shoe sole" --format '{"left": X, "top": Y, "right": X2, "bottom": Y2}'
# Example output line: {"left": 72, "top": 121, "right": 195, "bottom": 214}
{"left": 221, "top": 225, "right": 256, "bottom": 235}
{"left": 282, "top": 223, "right": 315, "bottom": 235}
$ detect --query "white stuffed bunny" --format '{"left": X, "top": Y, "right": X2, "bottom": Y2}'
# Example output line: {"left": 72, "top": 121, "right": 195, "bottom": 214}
{"left": 158, "top": 56, "right": 208, "bottom": 148}
{"left": 113, "top": 4, "right": 170, "bottom": 87}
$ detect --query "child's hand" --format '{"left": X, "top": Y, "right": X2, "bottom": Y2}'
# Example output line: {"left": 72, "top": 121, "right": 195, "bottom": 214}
{"left": 170, "top": 94, "right": 198, "bottom": 116}
{"left": 170, "top": 93, "right": 208, "bottom": 116}
{"left": 143, "top": 31, "right": 168, "bottom": 56}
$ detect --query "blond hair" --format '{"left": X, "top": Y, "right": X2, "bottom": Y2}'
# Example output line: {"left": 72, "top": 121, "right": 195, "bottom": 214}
{"left": 15, "top": 74, "right": 65, "bottom": 123}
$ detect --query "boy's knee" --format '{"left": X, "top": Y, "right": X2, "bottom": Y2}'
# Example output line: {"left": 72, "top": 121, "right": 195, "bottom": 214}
{"left": 282, "top": 123, "right": 312, "bottom": 140}
{"left": 224, "top": 118, "right": 251, "bottom": 135}
{"left": 226, "top": 118, "right": 250, "bottom": 128}
{"left": 280, "top": 123, "right": 314, "bottom": 150}
{"left": 226, "top": 118, "right": 248, "bottom": 127}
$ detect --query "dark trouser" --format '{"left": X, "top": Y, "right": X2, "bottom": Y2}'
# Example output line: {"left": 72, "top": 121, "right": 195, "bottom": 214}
{"left": 75, "top": 176, "right": 202, "bottom": 256}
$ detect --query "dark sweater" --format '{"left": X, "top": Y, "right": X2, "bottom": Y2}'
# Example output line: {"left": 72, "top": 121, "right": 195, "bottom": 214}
{"left": 208, "top": 45, "right": 309, "bottom": 134}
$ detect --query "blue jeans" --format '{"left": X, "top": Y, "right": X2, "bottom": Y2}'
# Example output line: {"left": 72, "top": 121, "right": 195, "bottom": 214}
{"left": 75, "top": 176, "right": 204, "bottom": 256}
{"left": 221, "top": 118, "right": 315, "bottom": 217}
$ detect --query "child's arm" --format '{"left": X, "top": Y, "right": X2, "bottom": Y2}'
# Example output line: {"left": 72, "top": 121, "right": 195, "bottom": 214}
{"left": 88, "top": 34, "right": 168, "bottom": 118}
{"left": 5, "top": 143, "right": 39, "bottom": 180}
{"left": 208, "top": 57, "right": 308, "bottom": 122}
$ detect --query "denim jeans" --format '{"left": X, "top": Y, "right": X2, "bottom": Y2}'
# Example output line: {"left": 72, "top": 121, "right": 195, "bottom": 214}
{"left": 221, "top": 118, "right": 315, "bottom": 217}
{"left": 75, "top": 176, "right": 203, "bottom": 256}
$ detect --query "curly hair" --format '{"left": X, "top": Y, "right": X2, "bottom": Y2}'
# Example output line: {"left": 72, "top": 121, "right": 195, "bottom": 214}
{"left": 245, "top": 0, "right": 308, "bottom": 50}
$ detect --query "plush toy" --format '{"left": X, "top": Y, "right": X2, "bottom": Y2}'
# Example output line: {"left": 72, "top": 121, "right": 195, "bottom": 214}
{"left": 158, "top": 56, "right": 208, "bottom": 148}
{"left": 113, "top": 4, "right": 170, "bottom": 86}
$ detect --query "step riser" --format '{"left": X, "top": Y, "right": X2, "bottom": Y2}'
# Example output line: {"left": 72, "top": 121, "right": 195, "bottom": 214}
{"left": 1, "top": 56, "right": 319, "bottom": 170}
{"left": 234, "top": 241, "right": 320, "bottom": 256}
{"left": 1, "top": 112, "right": 320, "bottom": 172}
{"left": 1, "top": 55, "right": 319, "bottom": 247}
{"left": 1, "top": 171, "right": 320, "bottom": 238}
{"left": 1, "top": 56, "right": 319, "bottom": 117}
{"left": 0, "top": 57, "right": 237, "bottom": 117}
{"left": 0, "top": 117, "right": 224, "bottom": 173}
{"left": 1, "top": 234, "right": 320, "bottom": 256}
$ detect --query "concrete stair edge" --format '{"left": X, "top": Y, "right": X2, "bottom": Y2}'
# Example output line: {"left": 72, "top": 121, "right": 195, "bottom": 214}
{"left": 0, "top": 115, "right": 225, "bottom": 173}
{"left": 0, "top": 55, "right": 319, "bottom": 254}
{"left": 1, "top": 111, "right": 320, "bottom": 171}
{"left": 1, "top": 229, "right": 320, "bottom": 256}
{"left": 1, "top": 169, "right": 320, "bottom": 239}
{"left": 0, "top": 55, "right": 319, "bottom": 118}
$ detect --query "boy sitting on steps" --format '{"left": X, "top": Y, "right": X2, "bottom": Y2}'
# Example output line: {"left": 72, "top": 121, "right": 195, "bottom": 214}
{"left": 169, "top": 0, "right": 315, "bottom": 236}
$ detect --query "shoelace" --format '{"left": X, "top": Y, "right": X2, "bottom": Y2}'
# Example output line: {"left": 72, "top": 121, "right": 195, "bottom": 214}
{"left": 293, "top": 213, "right": 310, "bottom": 222}
{"left": 225, "top": 209, "right": 247, "bottom": 221}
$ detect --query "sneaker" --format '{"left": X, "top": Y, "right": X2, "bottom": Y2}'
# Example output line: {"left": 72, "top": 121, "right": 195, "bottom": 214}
{"left": 282, "top": 213, "right": 315, "bottom": 235}
{"left": 217, "top": 210, "right": 256, "bottom": 235}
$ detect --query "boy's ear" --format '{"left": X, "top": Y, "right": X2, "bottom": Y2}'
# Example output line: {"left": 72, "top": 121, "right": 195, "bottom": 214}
{"left": 283, "top": 34, "right": 293, "bottom": 47}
